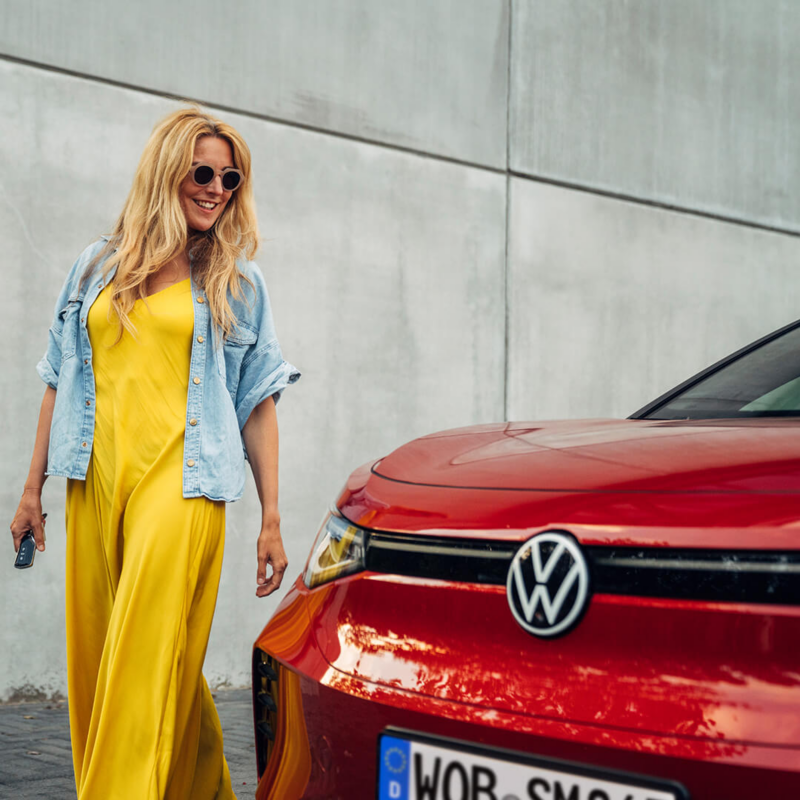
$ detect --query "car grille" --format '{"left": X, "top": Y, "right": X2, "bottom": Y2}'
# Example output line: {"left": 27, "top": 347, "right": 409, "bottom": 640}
{"left": 365, "top": 531, "right": 800, "bottom": 605}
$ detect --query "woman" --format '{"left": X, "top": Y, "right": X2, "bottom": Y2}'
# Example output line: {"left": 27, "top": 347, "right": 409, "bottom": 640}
{"left": 9, "top": 107, "right": 299, "bottom": 799}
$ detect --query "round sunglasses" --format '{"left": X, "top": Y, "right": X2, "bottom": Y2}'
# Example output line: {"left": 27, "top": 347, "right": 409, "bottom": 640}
{"left": 189, "top": 163, "right": 244, "bottom": 192}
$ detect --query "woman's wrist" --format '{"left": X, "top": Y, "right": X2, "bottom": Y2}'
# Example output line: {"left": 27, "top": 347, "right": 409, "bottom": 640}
{"left": 22, "top": 485, "right": 43, "bottom": 495}
{"left": 260, "top": 509, "right": 281, "bottom": 531}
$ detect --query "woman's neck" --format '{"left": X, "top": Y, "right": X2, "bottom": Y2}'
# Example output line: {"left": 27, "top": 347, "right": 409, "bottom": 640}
{"left": 144, "top": 252, "right": 191, "bottom": 297}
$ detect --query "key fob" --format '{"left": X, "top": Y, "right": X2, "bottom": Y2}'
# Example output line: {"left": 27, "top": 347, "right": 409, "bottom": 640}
{"left": 14, "top": 532, "right": 37, "bottom": 569}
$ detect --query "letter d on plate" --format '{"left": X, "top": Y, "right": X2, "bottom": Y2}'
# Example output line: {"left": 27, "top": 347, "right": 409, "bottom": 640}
{"left": 379, "top": 736, "right": 411, "bottom": 800}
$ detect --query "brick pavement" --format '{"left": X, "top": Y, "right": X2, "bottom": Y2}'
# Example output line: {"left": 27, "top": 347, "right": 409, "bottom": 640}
{"left": 0, "top": 688, "right": 258, "bottom": 799}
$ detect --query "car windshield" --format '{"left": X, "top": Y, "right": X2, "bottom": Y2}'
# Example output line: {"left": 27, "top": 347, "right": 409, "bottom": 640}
{"left": 645, "top": 324, "right": 800, "bottom": 419}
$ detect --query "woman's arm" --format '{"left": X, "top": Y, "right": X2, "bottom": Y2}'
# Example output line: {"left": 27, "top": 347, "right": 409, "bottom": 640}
{"left": 10, "top": 386, "right": 56, "bottom": 552}
{"left": 242, "top": 395, "right": 288, "bottom": 598}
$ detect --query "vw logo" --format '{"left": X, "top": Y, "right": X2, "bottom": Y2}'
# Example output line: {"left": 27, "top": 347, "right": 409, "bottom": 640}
{"left": 506, "top": 531, "right": 590, "bottom": 638}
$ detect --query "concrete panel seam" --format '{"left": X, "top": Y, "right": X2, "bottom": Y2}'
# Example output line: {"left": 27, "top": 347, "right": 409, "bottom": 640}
{"left": 5, "top": 52, "right": 796, "bottom": 240}
{"left": 0, "top": 52, "right": 505, "bottom": 178}
{"left": 509, "top": 171, "right": 800, "bottom": 240}
{"left": 503, "top": 0, "right": 513, "bottom": 422}
{"left": 503, "top": 174, "right": 511, "bottom": 423}
{"left": 4, "top": 53, "right": 793, "bottom": 238}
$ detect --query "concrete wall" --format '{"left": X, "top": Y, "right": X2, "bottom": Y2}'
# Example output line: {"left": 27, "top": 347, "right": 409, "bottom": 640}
{"left": 0, "top": 0, "right": 508, "bottom": 167}
{"left": 507, "top": 180, "right": 800, "bottom": 421}
{"left": 0, "top": 57, "right": 505, "bottom": 698}
{"left": 2, "top": 1, "right": 799, "bottom": 699}
{"left": 511, "top": 0, "right": 800, "bottom": 233}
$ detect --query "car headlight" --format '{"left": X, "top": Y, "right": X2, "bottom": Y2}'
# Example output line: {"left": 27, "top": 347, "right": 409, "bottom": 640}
{"left": 303, "top": 510, "right": 367, "bottom": 589}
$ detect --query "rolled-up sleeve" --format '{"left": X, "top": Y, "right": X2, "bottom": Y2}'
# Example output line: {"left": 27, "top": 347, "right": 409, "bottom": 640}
{"left": 36, "top": 328, "right": 62, "bottom": 389}
{"left": 36, "top": 257, "right": 83, "bottom": 390}
{"left": 36, "top": 240, "right": 108, "bottom": 389}
{"left": 234, "top": 265, "right": 300, "bottom": 430}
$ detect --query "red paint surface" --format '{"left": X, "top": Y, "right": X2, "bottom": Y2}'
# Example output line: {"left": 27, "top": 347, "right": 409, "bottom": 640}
{"left": 255, "top": 419, "right": 800, "bottom": 798}
{"left": 373, "top": 419, "right": 800, "bottom": 494}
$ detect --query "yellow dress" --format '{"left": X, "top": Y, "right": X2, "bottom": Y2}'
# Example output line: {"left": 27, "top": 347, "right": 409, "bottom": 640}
{"left": 65, "top": 279, "right": 237, "bottom": 800}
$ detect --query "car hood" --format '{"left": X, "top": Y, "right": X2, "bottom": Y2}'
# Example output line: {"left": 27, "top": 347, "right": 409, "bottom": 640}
{"left": 371, "top": 418, "right": 800, "bottom": 494}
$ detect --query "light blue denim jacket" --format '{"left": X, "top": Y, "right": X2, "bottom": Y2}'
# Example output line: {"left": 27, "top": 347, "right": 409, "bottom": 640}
{"left": 37, "top": 239, "right": 300, "bottom": 502}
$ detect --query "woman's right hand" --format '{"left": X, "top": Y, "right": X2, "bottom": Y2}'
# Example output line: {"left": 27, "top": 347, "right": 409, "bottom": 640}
{"left": 10, "top": 490, "right": 46, "bottom": 553}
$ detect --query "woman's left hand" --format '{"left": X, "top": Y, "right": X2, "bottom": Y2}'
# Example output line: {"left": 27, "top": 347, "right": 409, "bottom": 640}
{"left": 256, "top": 518, "right": 288, "bottom": 598}
{"left": 243, "top": 396, "right": 286, "bottom": 598}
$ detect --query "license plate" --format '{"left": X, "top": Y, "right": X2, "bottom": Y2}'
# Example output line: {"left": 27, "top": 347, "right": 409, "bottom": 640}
{"left": 377, "top": 730, "right": 688, "bottom": 800}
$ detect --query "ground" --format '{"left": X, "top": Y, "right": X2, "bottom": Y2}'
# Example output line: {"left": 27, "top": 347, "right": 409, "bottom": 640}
{"left": 0, "top": 688, "right": 256, "bottom": 799}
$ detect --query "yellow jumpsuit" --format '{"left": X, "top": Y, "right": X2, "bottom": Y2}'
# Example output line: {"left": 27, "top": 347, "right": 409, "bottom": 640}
{"left": 65, "top": 279, "right": 237, "bottom": 800}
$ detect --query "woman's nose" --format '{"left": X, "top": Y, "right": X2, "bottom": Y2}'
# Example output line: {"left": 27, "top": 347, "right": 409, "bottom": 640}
{"left": 207, "top": 176, "right": 224, "bottom": 196}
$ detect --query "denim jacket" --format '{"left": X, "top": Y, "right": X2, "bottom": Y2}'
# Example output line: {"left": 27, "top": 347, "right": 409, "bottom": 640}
{"left": 37, "top": 239, "right": 300, "bottom": 502}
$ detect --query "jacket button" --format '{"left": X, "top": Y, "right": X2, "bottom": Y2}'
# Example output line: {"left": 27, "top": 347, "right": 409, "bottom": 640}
{"left": 82, "top": 442, "right": 87, "bottom": 448}
{"left": 197, "top": 297, "right": 205, "bottom": 304}
{"left": 189, "top": 418, "right": 198, "bottom": 426}
{"left": 193, "top": 377, "right": 201, "bottom": 385}
{"left": 197, "top": 336, "right": 204, "bottom": 343}
{"left": 84, "top": 359, "right": 89, "bottom": 365}
{"left": 187, "top": 459, "right": 196, "bottom": 467}
{"left": 85, "top": 400, "right": 91, "bottom": 406}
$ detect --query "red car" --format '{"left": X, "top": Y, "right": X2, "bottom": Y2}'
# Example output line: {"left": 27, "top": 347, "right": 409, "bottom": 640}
{"left": 252, "top": 321, "right": 800, "bottom": 799}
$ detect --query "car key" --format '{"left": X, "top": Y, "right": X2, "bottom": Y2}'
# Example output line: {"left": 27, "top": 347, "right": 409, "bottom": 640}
{"left": 14, "top": 513, "right": 47, "bottom": 569}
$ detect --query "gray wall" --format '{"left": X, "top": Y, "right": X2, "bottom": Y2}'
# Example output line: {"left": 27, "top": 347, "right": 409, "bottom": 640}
{"left": 2, "top": 1, "right": 798, "bottom": 700}
{"left": 0, "top": 0, "right": 508, "bottom": 167}
{"left": 511, "top": 0, "right": 800, "bottom": 233}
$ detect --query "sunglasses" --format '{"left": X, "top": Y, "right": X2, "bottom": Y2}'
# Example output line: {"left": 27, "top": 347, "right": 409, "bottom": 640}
{"left": 189, "top": 163, "right": 244, "bottom": 192}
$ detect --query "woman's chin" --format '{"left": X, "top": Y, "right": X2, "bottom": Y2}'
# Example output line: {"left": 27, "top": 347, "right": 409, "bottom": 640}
{"left": 186, "top": 216, "right": 216, "bottom": 233}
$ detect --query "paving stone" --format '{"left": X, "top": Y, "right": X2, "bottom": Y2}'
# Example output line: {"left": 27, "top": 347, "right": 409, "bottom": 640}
{"left": 0, "top": 688, "right": 258, "bottom": 799}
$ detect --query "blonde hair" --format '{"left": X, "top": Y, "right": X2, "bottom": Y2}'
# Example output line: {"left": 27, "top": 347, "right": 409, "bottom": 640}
{"left": 85, "top": 106, "right": 258, "bottom": 339}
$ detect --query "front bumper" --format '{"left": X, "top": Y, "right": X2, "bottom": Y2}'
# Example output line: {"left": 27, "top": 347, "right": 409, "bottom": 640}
{"left": 251, "top": 578, "right": 800, "bottom": 800}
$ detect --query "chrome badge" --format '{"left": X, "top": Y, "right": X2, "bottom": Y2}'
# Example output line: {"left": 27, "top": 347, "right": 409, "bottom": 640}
{"left": 507, "top": 531, "right": 590, "bottom": 638}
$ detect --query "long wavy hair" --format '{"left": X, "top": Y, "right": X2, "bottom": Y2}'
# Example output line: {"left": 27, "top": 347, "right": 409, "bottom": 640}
{"left": 84, "top": 106, "right": 259, "bottom": 339}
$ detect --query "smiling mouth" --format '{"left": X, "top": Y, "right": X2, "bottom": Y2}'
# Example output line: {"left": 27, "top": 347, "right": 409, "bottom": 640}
{"left": 194, "top": 199, "right": 218, "bottom": 210}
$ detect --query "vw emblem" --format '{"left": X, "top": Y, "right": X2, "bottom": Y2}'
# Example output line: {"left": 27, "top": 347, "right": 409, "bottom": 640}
{"left": 507, "top": 531, "right": 590, "bottom": 638}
